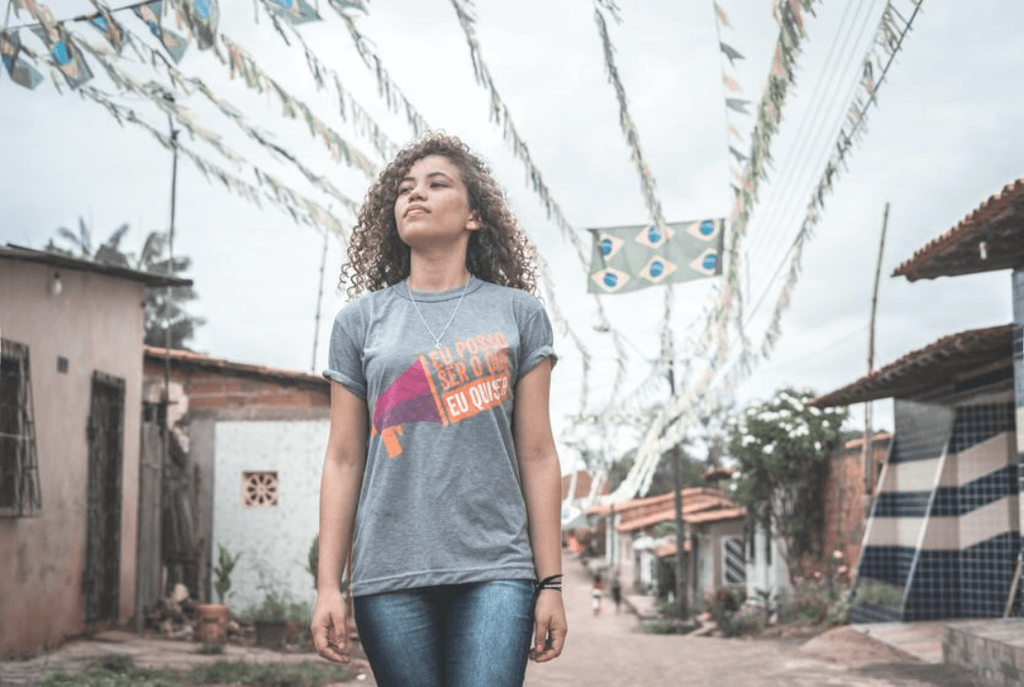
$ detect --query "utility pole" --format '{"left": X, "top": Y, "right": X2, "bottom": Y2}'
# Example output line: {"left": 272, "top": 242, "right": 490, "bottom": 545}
{"left": 311, "top": 228, "right": 330, "bottom": 372}
{"left": 668, "top": 360, "right": 688, "bottom": 619}
{"left": 864, "top": 202, "right": 890, "bottom": 516}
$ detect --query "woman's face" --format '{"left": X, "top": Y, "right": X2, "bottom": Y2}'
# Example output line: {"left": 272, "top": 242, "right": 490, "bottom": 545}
{"left": 394, "top": 154, "right": 479, "bottom": 250}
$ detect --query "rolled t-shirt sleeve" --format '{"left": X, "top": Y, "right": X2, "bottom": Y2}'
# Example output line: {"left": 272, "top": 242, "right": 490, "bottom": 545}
{"left": 323, "top": 304, "right": 367, "bottom": 399}
{"left": 518, "top": 297, "right": 558, "bottom": 378}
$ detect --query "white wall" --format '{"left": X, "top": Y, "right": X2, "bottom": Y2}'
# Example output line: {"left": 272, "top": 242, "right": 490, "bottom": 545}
{"left": 213, "top": 420, "right": 329, "bottom": 613}
{"left": 745, "top": 526, "right": 790, "bottom": 603}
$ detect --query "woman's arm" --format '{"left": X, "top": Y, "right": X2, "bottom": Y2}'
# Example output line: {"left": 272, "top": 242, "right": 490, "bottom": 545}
{"left": 514, "top": 357, "right": 567, "bottom": 662}
{"left": 311, "top": 382, "right": 368, "bottom": 664}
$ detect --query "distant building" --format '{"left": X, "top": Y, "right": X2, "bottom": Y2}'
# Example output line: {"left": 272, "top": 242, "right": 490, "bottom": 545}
{"left": 0, "top": 245, "right": 188, "bottom": 658}
{"left": 142, "top": 346, "right": 330, "bottom": 614}
{"left": 813, "top": 176, "right": 1023, "bottom": 622}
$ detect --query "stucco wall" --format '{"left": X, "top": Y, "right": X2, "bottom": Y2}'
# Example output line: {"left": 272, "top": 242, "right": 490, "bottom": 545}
{"left": 0, "top": 259, "right": 144, "bottom": 656}
{"left": 212, "top": 420, "right": 329, "bottom": 613}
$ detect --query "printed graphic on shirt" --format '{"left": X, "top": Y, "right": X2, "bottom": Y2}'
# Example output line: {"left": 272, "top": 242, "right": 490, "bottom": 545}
{"left": 371, "top": 332, "right": 511, "bottom": 459}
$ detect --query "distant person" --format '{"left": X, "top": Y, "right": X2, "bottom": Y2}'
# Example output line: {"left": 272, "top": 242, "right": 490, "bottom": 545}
{"left": 592, "top": 572, "right": 605, "bottom": 616}
{"left": 309, "top": 133, "right": 567, "bottom": 686}
{"left": 610, "top": 572, "right": 622, "bottom": 614}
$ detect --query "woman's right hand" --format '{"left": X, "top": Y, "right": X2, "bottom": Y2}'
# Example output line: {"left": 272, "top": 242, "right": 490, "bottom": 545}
{"left": 310, "top": 589, "right": 350, "bottom": 664}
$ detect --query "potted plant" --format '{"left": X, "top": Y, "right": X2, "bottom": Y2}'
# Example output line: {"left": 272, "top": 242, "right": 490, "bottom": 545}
{"left": 247, "top": 590, "right": 297, "bottom": 648}
{"left": 194, "top": 545, "right": 239, "bottom": 644}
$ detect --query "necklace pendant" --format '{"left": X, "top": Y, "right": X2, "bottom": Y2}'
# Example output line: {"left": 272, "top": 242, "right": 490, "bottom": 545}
{"left": 433, "top": 342, "right": 443, "bottom": 352}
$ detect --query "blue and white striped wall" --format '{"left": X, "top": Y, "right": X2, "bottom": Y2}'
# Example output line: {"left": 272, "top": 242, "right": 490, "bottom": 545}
{"left": 1014, "top": 269, "right": 1024, "bottom": 615}
{"left": 852, "top": 398, "right": 1019, "bottom": 622}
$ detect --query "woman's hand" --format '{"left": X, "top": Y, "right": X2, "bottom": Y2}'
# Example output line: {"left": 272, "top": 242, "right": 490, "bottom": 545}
{"left": 530, "top": 590, "right": 567, "bottom": 662}
{"left": 310, "top": 589, "right": 350, "bottom": 664}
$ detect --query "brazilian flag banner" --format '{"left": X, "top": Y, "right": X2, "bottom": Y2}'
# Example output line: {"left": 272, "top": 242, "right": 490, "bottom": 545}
{"left": 587, "top": 218, "right": 725, "bottom": 294}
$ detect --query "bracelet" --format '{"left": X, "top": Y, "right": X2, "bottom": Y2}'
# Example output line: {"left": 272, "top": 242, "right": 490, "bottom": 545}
{"left": 533, "top": 573, "right": 563, "bottom": 595}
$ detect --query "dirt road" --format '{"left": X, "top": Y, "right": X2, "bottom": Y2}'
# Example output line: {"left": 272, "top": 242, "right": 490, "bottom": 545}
{"left": 524, "top": 555, "right": 981, "bottom": 687}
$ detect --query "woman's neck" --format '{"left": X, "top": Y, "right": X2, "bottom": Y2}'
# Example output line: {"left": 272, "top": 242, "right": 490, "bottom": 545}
{"left": 407, "top": 252, "right": 471, "bottom": 292}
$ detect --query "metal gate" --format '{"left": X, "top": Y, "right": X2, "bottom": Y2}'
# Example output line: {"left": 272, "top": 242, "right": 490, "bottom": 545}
{"left": 84, "top": 371, "right": 125, "bottom": 623}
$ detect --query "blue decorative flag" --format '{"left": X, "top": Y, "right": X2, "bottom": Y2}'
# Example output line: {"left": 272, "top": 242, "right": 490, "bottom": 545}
{"left": 266, "top": 0, "right": 321, "bottom": 23}
{"left": 1, "top": 30, "right": 43, "bottom": 89}
{"left": 587, "top": 218, "right": 725, "bottom": 294}
{"left": 134, "top": 1, "right": 189, "bottom": 63}
{"left": 29, "top": 22, "right": 93, "bottom": 89}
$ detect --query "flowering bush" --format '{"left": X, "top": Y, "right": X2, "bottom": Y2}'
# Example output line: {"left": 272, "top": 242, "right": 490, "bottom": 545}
{"left": 726, "top": 388, "right": 848, "bottom": 582}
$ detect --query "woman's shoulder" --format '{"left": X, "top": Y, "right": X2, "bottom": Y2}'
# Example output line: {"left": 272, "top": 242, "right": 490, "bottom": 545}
{"left": 477, "top": 280, "right": 546, "bottom": 314}
{"left": 333, "top": 284, "right": 400, "bottom": 323}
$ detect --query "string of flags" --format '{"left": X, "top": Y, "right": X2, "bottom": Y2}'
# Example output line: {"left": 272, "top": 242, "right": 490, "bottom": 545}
{"left": 447, "top": 0, "right": 632, "bottom": 412}
{"left": 609, "top": 0, "right": 923, "bottom": 501}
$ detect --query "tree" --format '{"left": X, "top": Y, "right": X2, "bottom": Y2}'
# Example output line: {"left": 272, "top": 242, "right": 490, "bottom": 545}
{"left": 46, "top": 217, "right": 204, "bottom": 349}
{"left": 726, "top": 387, "right": 848, "bottom": 584}
{"left": 606, "top": 442, "right": 706, "bottom": 496}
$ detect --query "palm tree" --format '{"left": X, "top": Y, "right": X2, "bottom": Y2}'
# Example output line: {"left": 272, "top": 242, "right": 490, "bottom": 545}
{"left": 46, "top": 217, "right": 204, "bottom": 349}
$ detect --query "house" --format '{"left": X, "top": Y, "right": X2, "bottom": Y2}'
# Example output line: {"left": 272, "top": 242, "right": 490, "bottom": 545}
{"left": 141, "top": 346, "right": 330, "bottom": 615}
{"left": 0, "top": 245, "right": 189, "bottom": 658}
{"left": 587, "top": 486, "right": 757, "bottom": 611}
{"left": 812, "top": 176, "right": 1024, "bottom": 622}
{"left": 560, "top": 469, "right": 609, "bottom": 548}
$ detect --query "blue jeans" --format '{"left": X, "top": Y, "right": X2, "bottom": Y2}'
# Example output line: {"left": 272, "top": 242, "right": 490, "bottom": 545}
{"left": 352, "top": 579, "right": 534, "bottom": 687}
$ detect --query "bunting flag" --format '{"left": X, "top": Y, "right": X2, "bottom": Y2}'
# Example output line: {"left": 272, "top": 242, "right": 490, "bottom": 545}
{"left": 265, "top": 0, "right": 321, "bottom": 24}
{"left": 0, "top": 30, "right": 43, "bottom": 89}
{"left": 587, "top": 219, "right": 724, "bottom": 295}
{"left": 134, "top": 1, "right": 188, "bottom": 63}
{"left": 719, "top": 41, "right": 744, "bottom": 65}
{"left": 607, "top": 0, "right": 925, "bottom": 502}
{"left": 85, "top": 4, "right": 125, "bottom": 53}
{"left": 19, "top": 1, "right": 93, "bottom": 89}
{"left": 173, "top": 0, "right": 218, "bottom": 51}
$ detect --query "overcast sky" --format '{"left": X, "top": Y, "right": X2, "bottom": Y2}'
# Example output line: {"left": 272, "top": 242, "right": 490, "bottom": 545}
{"left": 2, "top": 0, "right": 1021, "bottom": 478}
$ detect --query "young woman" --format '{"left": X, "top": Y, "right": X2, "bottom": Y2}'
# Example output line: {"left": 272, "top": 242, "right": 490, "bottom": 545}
{"left": 310, "top": 133, "right": 567, "bottom": 686}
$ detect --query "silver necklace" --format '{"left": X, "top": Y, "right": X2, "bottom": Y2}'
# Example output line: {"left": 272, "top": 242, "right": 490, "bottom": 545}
{"left": 406, "top": 276, "right": 471, "bottom": 351}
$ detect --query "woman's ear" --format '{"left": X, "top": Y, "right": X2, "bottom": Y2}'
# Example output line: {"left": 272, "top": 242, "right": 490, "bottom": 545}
{"left": 466, "top": 211, "right": 481, "bottom": 232}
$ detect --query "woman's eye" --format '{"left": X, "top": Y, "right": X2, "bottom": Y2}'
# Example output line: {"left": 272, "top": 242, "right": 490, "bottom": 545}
{"left": 431, "top": 182, "right": 446, "bottom": 188}
{"left": 398, "top": 187, "right": 411, "bottom": 195}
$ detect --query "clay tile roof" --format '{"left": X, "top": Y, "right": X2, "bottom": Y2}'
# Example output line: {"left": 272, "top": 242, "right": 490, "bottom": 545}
{"left": 617, "top": 494, "right": 745, "bottom": 533}
{"left": 586, "top": 486, "right": 720, "bottom": 518}
{"left": 144, "top": 345, "right": 328, "bottom": 388}
{"left": 810, "top": 324, "right": 1013, "bottom": 407}
{"left": 894, "top": 177, "right": 1024, "bottom": 281}
{"left": 561, "top": 471, "right": 611, "bottom": 500}
{"left": 654, "top": 539, "right": 693, "bottom": 557}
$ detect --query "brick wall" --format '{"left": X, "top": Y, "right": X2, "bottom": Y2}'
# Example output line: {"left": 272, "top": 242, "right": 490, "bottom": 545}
{"left": 821, "top": 434, "right": 891, "bottom": 577}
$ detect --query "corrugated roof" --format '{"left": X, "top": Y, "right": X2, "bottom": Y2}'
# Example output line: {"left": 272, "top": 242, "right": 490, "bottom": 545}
{"left": 893, "top": 177, "right": 1024, "bottom": 281}
{"left": 811, "top": 325, "right": 1013, "bottom": 407}
{"left": 1, "top": 244, "right": 192, "bottom": 288}
{"left": 145, "top": 345, "right": 328, "bottom": 387}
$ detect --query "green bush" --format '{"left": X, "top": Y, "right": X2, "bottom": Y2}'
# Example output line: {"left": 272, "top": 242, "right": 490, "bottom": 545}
{"left": 708, "top": 587, "right": 763, "bottom": 637}
{"left": 639, "top": 618, "right": 680, "bottom": 634}
{"left": 853, "top": 579, "right": 903, "bottom": 609}
{"left": 242, "top": 591, "right": 312, "bottom": 623}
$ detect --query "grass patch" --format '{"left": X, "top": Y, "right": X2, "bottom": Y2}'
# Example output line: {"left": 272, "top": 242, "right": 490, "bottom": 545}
{"left": 37, "top": 657, "right": 351, "bottom": 687}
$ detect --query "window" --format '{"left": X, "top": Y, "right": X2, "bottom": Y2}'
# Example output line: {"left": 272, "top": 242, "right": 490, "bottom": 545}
{"left": 242, "top": 471, "right": 278, "bottom": 507}
{"left": 0, "top": 339, "right": 42, "bottom": 517}
{"left": 723, "top": 536, "right": 746, "bottom": 586}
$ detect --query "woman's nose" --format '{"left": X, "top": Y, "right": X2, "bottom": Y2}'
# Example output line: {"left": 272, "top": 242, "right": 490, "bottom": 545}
{"left": 408, "top": 184, "right": 426, "bottom": 201}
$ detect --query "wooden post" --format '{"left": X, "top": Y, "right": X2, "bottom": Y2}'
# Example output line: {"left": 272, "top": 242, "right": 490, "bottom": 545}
{"left": 311, "top": 228, "right": 330, "bottom": 372}
{"left": 864, "top": 203, "right": 890, "bottom": 515}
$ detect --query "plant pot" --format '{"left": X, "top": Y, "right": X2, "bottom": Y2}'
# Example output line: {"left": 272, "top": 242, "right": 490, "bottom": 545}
{"left": 194, "top": 603, "right": 230, "bottom": 644}
{"left": 254, "top": 619, "right": 288, "bottom": 648}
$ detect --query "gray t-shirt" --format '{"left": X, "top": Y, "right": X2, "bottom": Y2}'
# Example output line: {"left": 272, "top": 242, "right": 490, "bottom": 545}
{"left": 324, "top": 276, "right": 557, "bottom": 597}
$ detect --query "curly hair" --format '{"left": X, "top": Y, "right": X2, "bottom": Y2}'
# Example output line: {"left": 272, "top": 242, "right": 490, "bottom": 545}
{"left": 341, "top": 132, "right": 539, "bottom": 298}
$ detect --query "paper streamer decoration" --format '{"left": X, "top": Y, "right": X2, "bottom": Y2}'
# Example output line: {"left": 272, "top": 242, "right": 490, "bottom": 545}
{"left": 134, "top": 1, "right": 188, "bottom": 63}
{"left": 0, "top": 30, "right": 43, "bottom": 89}
{"left": 174, "top": 0, "right": 218, "bottom": 51}
{"left": 588, "top": 219, "right": 724, "bottom": 294}
{"left": 265, "top": 0, "right": 321, "bottom": 23}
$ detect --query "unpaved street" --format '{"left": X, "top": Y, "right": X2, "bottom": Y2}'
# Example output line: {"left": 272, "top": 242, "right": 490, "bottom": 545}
{"left": 524, "top": 555, "right": 982, "bottom": 687}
